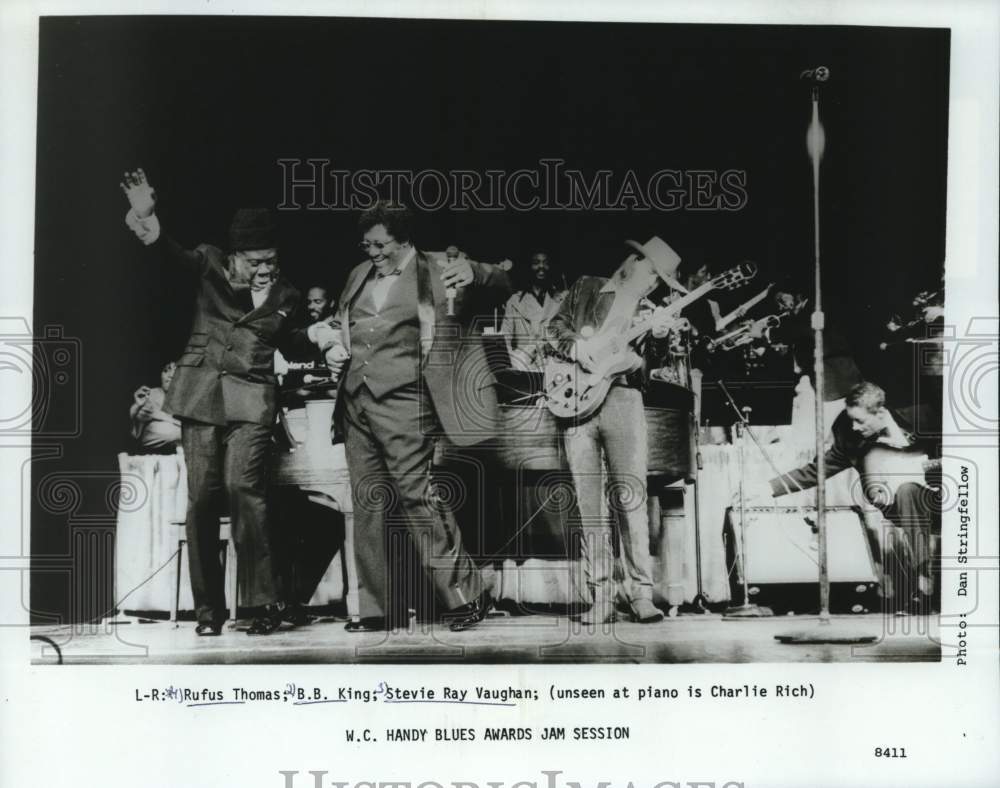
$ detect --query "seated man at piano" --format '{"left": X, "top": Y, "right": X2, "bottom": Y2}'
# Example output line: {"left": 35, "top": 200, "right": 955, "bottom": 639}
{"left": 745, "top": 380, "right": 941, "bottom": 613}
{"left": 547, "top": 236, "right": 691, "bottom": 624}
{"left": 129, "top": 360, "right": 182, "bottom": 454}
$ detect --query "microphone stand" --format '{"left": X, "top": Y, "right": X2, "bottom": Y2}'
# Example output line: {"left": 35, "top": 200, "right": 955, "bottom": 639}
{"left": 776, "top": 70, "right": 875, "bottom": 645}
{"left": 721, "top": 397, "right": 774, "bottom": 619}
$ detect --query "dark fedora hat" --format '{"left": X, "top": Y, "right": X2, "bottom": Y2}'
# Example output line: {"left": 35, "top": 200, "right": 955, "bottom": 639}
{"left": 229, "top": 208, "right": 277, "bottom": 252}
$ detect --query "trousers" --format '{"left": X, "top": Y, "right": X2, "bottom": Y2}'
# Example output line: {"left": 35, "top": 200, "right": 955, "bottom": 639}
{"left": 343, "top": 382, "right": 482, "bottom": 620}
{"left": 563, "top": 385, "right": 654, "bottom": 601}
{"left": 181, "top": 419, "right": 278, "bottom": 623}
{"left": 881, "top": 481, "right": 940, "bottom": 608}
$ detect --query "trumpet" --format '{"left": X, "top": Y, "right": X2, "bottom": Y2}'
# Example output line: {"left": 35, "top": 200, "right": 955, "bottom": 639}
{"left": 706, "top": 313, "right": 782, "bottom": 352}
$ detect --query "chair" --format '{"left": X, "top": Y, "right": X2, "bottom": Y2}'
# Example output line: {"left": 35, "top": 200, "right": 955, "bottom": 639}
{"left": 171, "top": 516, "right": 238, "bottom": 625}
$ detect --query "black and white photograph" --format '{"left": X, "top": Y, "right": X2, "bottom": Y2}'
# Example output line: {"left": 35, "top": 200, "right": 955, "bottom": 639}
{"left": 23, "top": 12, "right": 956, "bottom": 663}
{"left": 1, "top": 1, "right": 997, "bottom": 787}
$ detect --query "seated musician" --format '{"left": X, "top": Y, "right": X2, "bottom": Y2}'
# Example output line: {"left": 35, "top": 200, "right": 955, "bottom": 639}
{"left": 129, "top": 360, "right": 182, "bottom": 454}
{"left": 547, "top": 236, "right": 686, "bottom": 624}
{"left": 744, "top": 381, "right": 941, "bottom": 613}
{"left": 501, "top": 250, "right": 566, "bottom": 372}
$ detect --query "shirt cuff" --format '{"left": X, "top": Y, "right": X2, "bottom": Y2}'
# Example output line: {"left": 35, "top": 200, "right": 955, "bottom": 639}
{"left": 126, "top": 209, "right": 161, "bottom": 245}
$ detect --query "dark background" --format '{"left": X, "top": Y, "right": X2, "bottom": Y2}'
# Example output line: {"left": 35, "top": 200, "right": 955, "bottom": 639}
{"left": 30, "top": 17, "right": 949, "bottom": 623}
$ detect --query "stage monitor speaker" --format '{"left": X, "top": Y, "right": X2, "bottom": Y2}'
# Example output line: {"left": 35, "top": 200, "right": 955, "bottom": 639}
{"left": 725, "top": 506, "right": 881, "bottom": 613}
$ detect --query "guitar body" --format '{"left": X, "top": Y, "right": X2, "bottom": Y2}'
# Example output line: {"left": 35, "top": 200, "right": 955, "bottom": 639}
{"left": 860, "top": 444, "right": 940, "bottom": 508}
{"left": 543, "top": 261, "right": 758, "bottom": 420}
{"left": 544, "top": 350, "right": 642, "bottom": 420}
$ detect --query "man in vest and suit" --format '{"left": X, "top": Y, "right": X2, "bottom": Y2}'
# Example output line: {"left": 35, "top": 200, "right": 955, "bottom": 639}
{"left": 121, "top": 168, "right": 318, "bottom": 636}
{"left": 311, "top": 201, "right": 511, "bottom": 633}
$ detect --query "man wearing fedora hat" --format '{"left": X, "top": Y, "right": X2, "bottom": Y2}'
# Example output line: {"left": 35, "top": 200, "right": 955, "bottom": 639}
{"left": 121, "top": 168, "right": 318, "bottom": 636}
{"left": 548, "top": 236, "right": 686, "bottom": 624}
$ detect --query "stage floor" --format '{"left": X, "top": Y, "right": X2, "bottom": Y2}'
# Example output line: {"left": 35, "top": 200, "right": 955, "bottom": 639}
{"left": 30, "top": 612, "right": 940, "bottom": 664}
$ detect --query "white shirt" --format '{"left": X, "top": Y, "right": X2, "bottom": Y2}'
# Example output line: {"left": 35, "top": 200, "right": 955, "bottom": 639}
{"left": 371, "top": 247, "right": 416, "bottom": 311}
{"left": 251, "top": 287, "right": 269, "bottom": 309}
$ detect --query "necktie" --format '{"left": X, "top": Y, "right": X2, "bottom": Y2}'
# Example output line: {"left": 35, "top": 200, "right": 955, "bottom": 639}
{"left": 376, "top": 268, "right": 401, "bottom": 280}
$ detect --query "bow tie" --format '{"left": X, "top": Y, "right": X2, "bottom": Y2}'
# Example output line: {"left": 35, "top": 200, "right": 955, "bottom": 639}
{"left": 375, "top": 268, "right": 401, "bottom": 279}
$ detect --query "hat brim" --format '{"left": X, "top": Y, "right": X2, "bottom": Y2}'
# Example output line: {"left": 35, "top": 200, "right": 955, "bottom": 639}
{"left": 624, "top": 239, "right": 646, "bottom": 257}
{"left": 623, "top": 238, "right": 687, "bottom": 292}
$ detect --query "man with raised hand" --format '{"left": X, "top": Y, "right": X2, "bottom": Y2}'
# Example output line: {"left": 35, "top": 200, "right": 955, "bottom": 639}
{"left": 121, "top": 168, "right": 317, "bottom": 636}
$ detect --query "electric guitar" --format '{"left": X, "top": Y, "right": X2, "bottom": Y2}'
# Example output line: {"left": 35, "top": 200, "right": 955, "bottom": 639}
{"left": 544, "top": 262, "right": 757, "bottom": 420}
{"left": 860, "top": 444, "right": 942, "bottom": 508}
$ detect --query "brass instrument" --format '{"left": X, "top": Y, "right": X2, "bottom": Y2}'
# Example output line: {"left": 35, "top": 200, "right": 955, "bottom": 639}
{"left": 881, "top": 288, "right": 943, "bottom": 350}
{"left": 706, "top": 312, "right": 783, "bottom": 352}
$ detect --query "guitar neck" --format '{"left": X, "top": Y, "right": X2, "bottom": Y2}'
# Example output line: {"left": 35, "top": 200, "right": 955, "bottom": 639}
{"left": 622, "top": 280, "right": 717, "bottom": 344}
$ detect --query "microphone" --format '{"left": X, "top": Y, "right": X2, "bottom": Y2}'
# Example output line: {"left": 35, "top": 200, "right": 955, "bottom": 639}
{"left": 442, "top": 245, "right": 461, "bottom": 316}
{"left": 799, "top": 66, "right": 831, "bottom": 83}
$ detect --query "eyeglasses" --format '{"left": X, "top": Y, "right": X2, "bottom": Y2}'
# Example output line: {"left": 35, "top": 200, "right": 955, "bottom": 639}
{"left": 359, "top": 239, "right": 397, "bottom": 252}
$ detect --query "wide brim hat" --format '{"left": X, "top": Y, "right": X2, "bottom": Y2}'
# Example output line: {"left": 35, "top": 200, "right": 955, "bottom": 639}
{"left": 624, "top": 236, "right": 687, "bottom": 292}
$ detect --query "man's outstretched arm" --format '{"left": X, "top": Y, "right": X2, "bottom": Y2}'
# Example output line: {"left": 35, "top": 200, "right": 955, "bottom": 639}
{"left": 120, "top": 168, "right": 204, "bottom": 272}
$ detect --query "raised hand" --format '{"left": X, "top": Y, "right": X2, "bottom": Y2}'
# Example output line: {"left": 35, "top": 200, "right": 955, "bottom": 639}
{"left": 120, "top": 168, "right": 157, "bottom": 218}
{"left": 650, "top": 306, "right": 679, "bottom": 339}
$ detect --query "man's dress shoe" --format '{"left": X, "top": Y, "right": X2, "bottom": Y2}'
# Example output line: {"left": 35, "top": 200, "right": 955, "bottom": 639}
{"left": 629, "top": 598, "right": 665, "bottom": 623}
{"left": 246, "top": 605, "right": 284, "bottom": 636}
{"left": 283, "top": 604, "right": 314, "bottom": 627}
{"left": 446, "top": 593, "right": 492, "bottom": 632}
{"left": 195, "top": 622, "right": 222, "bottom": 636}
{"left": 345, "top": 617, "right": 388, "bottom": 633}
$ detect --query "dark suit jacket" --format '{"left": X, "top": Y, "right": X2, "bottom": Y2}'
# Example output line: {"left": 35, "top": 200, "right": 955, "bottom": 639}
{"left": 769, "top": 404, "right": 941, "bottom": 496}
{"left": 158, "top": 236, "right": 314, "bottom": 426}
{"left": 328, "top": 251, "right": 510, "bottom": 446}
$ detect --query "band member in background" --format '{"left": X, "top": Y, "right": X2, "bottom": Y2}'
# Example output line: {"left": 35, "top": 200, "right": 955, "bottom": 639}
{"left": 305, "top": 285, "right": 333, "bottom": 323}
{"left": 276, "top": 283, "right": 339, "bottom": 407}
{"left": 744, "top": 381, "right": 941, "bottom": 613}
{"left": 548, "top": 236, "right": 685, "bottom": 624}
{"left": 501, "top": 251, "right": 567, "bottom": 372}
{"left": 311, "top": 201, "right": 511, "bottom": 633}
{"left": 129, "top": 360, "right": 182, "bottom": 454}
{"left": 768, "top": 283, "right": 862, "bottom": 433}
{"left": 121, "top": 168, "right": 319, "bottom": 636}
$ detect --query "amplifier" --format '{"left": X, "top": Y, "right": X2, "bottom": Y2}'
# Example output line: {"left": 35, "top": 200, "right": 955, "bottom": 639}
{"left": 724, "top": 506, "right": 881, "bottom": 613}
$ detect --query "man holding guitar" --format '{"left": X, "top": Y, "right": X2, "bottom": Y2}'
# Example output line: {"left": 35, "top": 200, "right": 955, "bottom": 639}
{"left": 745, "top": 381, "right": 941, "bottom": 613}
{"left": 547, "top": 237, "right": 754, "bottom": 624}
